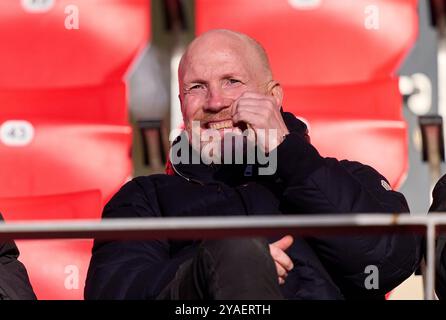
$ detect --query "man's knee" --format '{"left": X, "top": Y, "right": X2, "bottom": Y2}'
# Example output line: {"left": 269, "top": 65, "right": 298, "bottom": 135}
{"left": 200, "top": 237, "right": 272, "bottom": 268}
{"left": 196, "top": 238, "right": 281, "bottom": 299}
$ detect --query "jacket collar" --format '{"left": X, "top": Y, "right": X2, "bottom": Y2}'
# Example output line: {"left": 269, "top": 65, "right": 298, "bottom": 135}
{"left": 169, "top": 131, "right": 250, "bottom": 185}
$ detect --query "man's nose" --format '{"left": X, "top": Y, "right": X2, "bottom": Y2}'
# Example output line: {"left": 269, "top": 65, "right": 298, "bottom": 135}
{"left": 204, "top": 87, "right": 232, "bottom": 113}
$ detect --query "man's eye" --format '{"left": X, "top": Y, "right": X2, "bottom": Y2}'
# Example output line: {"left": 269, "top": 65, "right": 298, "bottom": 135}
{"left": 190, "top": 84, "right": 205, "bottom": 90}
{"left": 228, "top": 79, "right": 241, "bottom": 84}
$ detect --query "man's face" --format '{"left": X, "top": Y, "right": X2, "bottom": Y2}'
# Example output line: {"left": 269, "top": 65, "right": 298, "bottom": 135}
{"left": 179, "top": 35, "right": 270, "bottom": 157}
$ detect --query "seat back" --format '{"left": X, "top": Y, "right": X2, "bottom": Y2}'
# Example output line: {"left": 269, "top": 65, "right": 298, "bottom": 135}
{"left": 0, "top": 0, "right": 151, "bottom": 299}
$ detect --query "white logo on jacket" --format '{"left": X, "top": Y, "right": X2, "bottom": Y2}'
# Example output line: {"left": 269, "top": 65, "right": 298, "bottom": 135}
{"left": 381, "top": 180, "right": 392, "bottom": 191}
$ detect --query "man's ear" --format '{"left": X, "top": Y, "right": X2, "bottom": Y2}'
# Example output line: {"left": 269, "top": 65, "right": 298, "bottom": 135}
{"left": 268, "top": 81, "right": 283, "bottom": 108}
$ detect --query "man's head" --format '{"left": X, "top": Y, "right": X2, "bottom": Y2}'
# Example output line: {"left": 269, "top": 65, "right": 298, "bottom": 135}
{"left": 178, "top": 29, "right": 283, "bottom": 159}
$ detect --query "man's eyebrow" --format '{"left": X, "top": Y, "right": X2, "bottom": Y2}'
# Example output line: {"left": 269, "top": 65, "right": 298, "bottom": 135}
{"left": 220, "top": 73, "right": 245, "bottom": 79}
{"left": 183, "top": 74, "right": 246, "bottom": 86}
{"left": 184, "top": 79, "right": 207, "bottom": 85}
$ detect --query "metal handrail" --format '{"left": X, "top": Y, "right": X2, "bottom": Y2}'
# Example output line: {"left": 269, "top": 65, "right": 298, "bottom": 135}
{"left": 1, "top": 213, "right": 445, "bottom": 300}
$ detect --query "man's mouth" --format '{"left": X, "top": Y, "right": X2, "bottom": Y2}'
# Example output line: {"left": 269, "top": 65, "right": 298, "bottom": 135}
{"left": 206, "top": 120, "right": 234, "bottom": 130}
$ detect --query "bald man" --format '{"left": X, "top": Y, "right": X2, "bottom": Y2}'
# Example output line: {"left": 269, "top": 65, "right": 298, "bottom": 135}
{"left": 85, "top": 30, "right": 422, "bottom": 300}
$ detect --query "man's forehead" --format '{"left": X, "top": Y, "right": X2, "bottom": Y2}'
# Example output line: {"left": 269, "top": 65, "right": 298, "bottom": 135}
{"left": 182, "top": 42, "right": 253, "bottom": 80}
{"left": 182, "top": 47, "right": 250, "bottom": 81}
{"left": 179, "top": 30, "right": 271, "bottom": 84}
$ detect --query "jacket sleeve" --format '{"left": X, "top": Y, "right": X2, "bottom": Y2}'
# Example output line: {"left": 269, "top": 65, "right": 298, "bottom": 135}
{"left": 436, "top": 233, "right": 446, "bottom": 300}
{"left": 428, "top": 174, "right": 446, "bottom": 300}
{"left": 274, "top": 129, "right": 422, "bottom": 298}
{"left": 84, "top": 178, "right": 192, "bottom": 300}
{"left": 0, "top": 214, "right": 36, "bottom": 300}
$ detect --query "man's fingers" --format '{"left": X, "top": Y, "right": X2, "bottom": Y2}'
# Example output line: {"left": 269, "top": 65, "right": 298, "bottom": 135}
{"left": 275, "top": 261, "right": 288, "bottom": 278}
{"left": 278, "top": 277, "right": 285, "bottom": 285}
{"left": 231, "top": 94, "right": 276, "bottom": 116}
{"left": 272, "top": 235, "right": 294, "bottom": 251}
{"left": 231, "top": 98, "right": 265, "bottom": 118}
{"left": 230, "top": 92, "right": 288, "bottom": 153}
{"left": 233, "top": 103, "right": 269, "bottom": 118}
{"left": 238, "top": 91, "right": 276, "bottom": 103}
{"left": 269, "top": 244, "right": 294, "bottom": 271}
{"left": 232, "top": 110, "right": 263, "bottom": 128}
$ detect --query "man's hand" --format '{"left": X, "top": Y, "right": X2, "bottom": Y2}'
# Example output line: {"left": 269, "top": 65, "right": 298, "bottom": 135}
{"left": 269, "top": 235, "right": 294, "bottom": 285}
{"left": 231, "top": 92, "right": 289, "bottom": 153}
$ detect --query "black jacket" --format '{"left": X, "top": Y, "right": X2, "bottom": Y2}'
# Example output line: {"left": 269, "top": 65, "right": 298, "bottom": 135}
{"left": 0, "top": 213, "right": 36, "bottom": 300}
{"left": 429, "top": 174, "right": 446, "bottom": 299}
{"left": 85, "top": 112, "right": 422, "bottom": 300}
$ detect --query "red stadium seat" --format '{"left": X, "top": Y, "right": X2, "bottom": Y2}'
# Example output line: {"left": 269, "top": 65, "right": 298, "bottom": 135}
{"left": 0, "top": 191, "right": 101, "bottom": 220}
{"left": 15, "top": 239, "right": 94, "bottom": 300}
{"left": 196, "top": 0, "right": 418, "bottom": 189}
{"left": 0, "top": 0, "right": 150, "bottom": 299}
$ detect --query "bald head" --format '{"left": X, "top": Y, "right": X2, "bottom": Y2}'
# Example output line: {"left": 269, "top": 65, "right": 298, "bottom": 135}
{"left": 178, "top": 29, "right": 273, "bottom": 85}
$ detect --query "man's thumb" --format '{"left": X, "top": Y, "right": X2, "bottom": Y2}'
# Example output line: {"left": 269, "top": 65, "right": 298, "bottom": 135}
{"left": 273, "top": 235, "right": 294, "bottom": 251}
